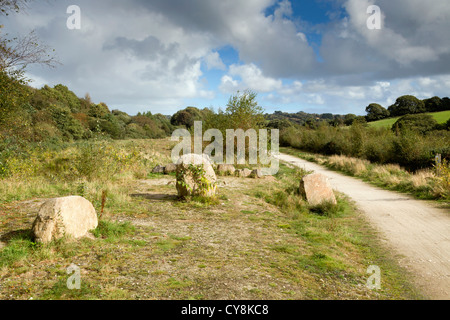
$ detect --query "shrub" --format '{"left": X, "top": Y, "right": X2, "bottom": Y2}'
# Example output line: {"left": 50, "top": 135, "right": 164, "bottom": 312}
{"left": 392, "top": 114, "right": 438, "bottom": 134}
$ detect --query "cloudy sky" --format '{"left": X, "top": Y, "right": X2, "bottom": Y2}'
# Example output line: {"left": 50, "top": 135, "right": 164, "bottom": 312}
{"left": 3, "top": 0, "right": 450, "bottom": 115}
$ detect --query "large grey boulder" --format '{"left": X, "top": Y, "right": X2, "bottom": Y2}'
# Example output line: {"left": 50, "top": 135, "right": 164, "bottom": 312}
{"left": 176, "top": 154, "right": 217, "bottom": 198}
{"left": 300, "top": 173, "right": 337, "bottom": 206}
{"left": 32, "top": 196, "right": 98, "bottom": 244}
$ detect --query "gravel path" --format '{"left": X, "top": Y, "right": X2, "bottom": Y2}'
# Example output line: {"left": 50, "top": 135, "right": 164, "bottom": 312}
{"left": 277, "top": 153, "right": 450, "bottom": 299}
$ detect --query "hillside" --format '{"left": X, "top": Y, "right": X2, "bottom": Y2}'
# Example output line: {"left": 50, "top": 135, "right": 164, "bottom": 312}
{"left": 368, "top": 110, "right": 450, "bottom": 129}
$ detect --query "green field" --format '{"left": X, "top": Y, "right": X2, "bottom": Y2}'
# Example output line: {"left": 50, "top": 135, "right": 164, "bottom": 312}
{"left": 368, "top": 110, "right": 450, "bottom": 128}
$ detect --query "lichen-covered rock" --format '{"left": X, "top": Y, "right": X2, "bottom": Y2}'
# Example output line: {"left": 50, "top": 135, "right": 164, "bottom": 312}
{"left": 300, "top": 173, "right": 337, "bottom": 206}
{"left": 176, "top": 154, "right": 217, "bottom": 198}
{"left": 32, "top": 196, "right": 98, "bottom": 244}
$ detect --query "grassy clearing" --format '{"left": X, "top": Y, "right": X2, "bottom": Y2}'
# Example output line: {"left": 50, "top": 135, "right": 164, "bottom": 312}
{"left": 281, "top": 147, "right": 450, "bottom": 206}
{"left": 368, "top": 110, "right": 450, "bottom": 128}
{"left": 0, "top": 139, "right": 425, "bottom": 300}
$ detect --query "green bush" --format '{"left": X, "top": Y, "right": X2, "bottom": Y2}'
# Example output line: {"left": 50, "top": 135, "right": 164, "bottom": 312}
{"left": 280, "top": 120, "right": 449, "bottom": 171}
{"left": 392, "top": 114, "right": 438, "bottom": 134}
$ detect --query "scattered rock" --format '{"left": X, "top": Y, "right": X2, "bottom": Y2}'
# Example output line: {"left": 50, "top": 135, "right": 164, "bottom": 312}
{"left": 216, "top": 164, "right": 236, "bottom": 176}
{"left": 299, "top": 173, "right": 337, "bottom": 206}
{"left": 164, "top": 163, "right": 177, "bottom": 174}
{"left": 236, "top": 168, "right": 253, "bottom": 178}
{"left": 152, "top": 165, "right": 165, "bottom": 174}
{"left": 176, "top": 154, "right": 217, "bottom": 198}
{"left": 32, "top": 196, "right": 98, "bottom": 244}
{"left": 250, "top": 169, "right": 263, "bottom": 179}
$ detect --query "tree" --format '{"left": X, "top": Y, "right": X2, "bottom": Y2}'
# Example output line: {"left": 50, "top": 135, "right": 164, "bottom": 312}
{"left": 225, "top": 90, "right": 265, "bottom": 130}
{"left": 1, "top": 0, "right": 58, "bottom": 70}
{"left": 343, "top": 114, "right": 357, "bottom": 126}
{"left": 365, "top": 103, "right": 390, "bottom": 121}
{"left": 423, "top": 96, "right": 442, "bottom": 112}
{"left": 0, "top": 68, "right": 29, "bottom": 126}
{"left": 441, "top": 97, "right": 450, "bottom": 111}
{"left": 171, "top": 110, "right": 195, "bottom": 129}
{"left": 0, "top": 29, "right": 58, "bottom": 70}
{"left": 0, "top": 0, "right": 30, "bottom": 15}
{"left": 320, "top": 113, "right": 334, "bottom": 120}
{"left": 267, "top": 118, "right": 292, "bottom": 130}
{"left": 388, "top": 95, "right": 426, "bottom": 117}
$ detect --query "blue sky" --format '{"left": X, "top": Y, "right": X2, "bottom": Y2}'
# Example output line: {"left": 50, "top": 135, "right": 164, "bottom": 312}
{"left": 3, "top": 0, "right": 450, "bottom": 116}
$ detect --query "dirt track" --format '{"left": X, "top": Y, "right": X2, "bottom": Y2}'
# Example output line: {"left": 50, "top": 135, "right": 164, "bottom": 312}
{"left": 277, "top": 153, "right": 450, "bottom": 300}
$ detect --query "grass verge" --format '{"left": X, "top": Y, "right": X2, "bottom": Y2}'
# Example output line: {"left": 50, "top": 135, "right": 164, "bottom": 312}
{"left": 280, "top": 147, "right": 450, "bottom": 207}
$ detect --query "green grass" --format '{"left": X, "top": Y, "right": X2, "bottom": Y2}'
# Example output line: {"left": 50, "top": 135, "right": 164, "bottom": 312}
{"left": 280, "top": 147, "right": 450, "bottom": 204}
{"left": 91, "top": 220, "right": 136, "bottom": 240}
{"left": 369, "top": 110, "right": 450, "bottom": 128}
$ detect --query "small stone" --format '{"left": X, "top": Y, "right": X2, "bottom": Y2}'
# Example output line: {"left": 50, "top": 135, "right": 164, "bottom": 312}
{"left": 237, "top": 168, "right": 253, "bottom": 178}
{"left": 250, "top": 169, "right": 263, "bottom": 179}
{"left": 164, "top": 163, "right": 177, "bottom": 174}
{"left": 152, "top": 165, "right": 165, "bottom": 174}
{"left": 216, "top": 164, "right": 236, "bottom": 176}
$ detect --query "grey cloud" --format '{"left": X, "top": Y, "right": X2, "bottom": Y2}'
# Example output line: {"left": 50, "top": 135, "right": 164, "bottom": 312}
{"left": 103, "top": 36, "right": 181, "bottom": 61}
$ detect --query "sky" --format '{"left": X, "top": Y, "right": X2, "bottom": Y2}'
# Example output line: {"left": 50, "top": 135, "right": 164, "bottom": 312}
{"left": 2, "top": 0, "right": 450, "bottom": 116}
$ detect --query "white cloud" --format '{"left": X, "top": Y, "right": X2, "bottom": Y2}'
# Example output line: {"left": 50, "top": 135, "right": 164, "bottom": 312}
{"left": 220, "top": 63, "right": 282, "bottom": 93}
{"left": 204, "top": 51, "right": 226, "bottom": 70}
{"left": 3, "top": 0, "right": 450, "bottom": 116}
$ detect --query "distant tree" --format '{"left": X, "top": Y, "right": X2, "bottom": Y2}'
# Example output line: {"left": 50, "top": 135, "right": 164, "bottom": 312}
{"left": 388, "top": 95, "right": 426, "bottom": 117}
{"left": 423, "top": 96, "right": 443, "bottom": 112}
{"left": 267, "top": 118, "right": 292, "bottom": 130}
{"left": 441, "top": 97, "right": 450, "bottom": 111}
{"left": 343, "top": 114, "right": 357, "bottom": 126}
{"left": 392, "top": 114, "right": 438, "bottom": 134}
{"left": 171, "top": 110, "right": 195, "bottom": 129}
{"left": 225, "top": 90, "right": 265, "bottom": 130}
{"left": 88, "top": 102, "right": 110, "bottom": 118}
{"left": 365, "top": 103, "right": 390, "bottom": 121}
{"left": 184, "top": 106, "right": 202, "bottom": 119}
{"left": 330, "top": 116, "right": 345, "bottom": 127}
{"left": 321, "top": 113, "right": 334, "bottom": 120}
